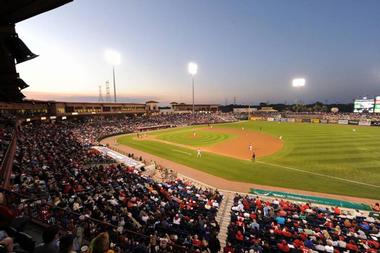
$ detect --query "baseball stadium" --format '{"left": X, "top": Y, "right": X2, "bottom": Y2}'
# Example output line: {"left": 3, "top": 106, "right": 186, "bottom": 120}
{"left": 0, "top": 1, "right": 380, "bottom": 253}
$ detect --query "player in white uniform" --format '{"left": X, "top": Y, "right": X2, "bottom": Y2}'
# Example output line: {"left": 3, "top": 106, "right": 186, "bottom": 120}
{"left": 249, "top": 144, "right": 253, "bottom": 152}
{"left": 197, "top": 148, "right": 202, "bottom": 158}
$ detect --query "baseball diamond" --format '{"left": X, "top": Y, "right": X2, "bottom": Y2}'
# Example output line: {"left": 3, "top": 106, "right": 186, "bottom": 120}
{"left": 116, "top": 120, "right": 380, "bottom": 200}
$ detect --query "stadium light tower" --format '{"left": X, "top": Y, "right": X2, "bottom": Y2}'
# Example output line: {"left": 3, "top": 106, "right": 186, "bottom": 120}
{"left": 292, "top": 78, "right": 306, "bottom": 88}
{"left": 188, "top": 62, "right": 198, "bottom": 118}
{"left": 292, "top": 78, "right": 306, "bottom": 105}
{"left": 105, "top": 49, "right": 121, "bottom": 103}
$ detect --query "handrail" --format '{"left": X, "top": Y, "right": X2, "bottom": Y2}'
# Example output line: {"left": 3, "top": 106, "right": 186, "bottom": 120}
{"left": 0, "top": 122, "right": 18, "bottom": 189}
{"left": 0, "top": 129, "right": 14, "bottom": 171}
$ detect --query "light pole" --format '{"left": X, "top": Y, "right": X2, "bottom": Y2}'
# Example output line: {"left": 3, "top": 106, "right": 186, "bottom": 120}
{"left": 188, "top": 62, "right": 198, "bottom": 119}
{"left": 105, "top": 49, "right": 121, "bottom": 103}
{"left": 292, "top": 78, "right": 306, "bottom": 106}
{"left": 112, "top": 66, "right": 116, "bottom": 102}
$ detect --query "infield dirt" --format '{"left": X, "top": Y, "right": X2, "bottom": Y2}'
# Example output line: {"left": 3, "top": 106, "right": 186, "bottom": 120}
{"left": 200, "top": 127, "right": 283, "bottom": 160}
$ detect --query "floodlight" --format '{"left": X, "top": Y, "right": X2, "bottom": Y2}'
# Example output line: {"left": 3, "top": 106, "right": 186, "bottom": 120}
{"left": 292, "top": 78, "right": 306, "bottom": 88}
{"left": 104, "top": 49, "right": 121, "bottom": 66}
{"left": 188, "top": 62, "right": 198, "bottom": 117}
{"left": 188, "top": 62, "right": 198, "bottom": 75}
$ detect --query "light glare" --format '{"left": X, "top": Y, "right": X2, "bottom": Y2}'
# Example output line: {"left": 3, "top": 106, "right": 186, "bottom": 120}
{"left": 188, "top": 62, "right": 198, "bottom": 75}
{"left": 104, "top": 49, "right": 121, "bottom": 66}
{"left": 292, "top": 78, "right": 306, "bottom": 88}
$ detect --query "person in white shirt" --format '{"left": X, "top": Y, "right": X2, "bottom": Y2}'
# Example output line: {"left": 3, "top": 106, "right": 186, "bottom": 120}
{"left": 232, "top": 201, "right": 245, "bottom": 212}
{"left": 173, "top": 214, "right": 181, "bottom": 225}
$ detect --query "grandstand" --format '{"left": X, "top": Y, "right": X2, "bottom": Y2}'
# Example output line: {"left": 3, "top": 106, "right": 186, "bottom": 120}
{"left": 0, "top": 113, "right": 379, "bottom": 253}
{"left": 0, "top": 1, "right": 379, "bottom": 252}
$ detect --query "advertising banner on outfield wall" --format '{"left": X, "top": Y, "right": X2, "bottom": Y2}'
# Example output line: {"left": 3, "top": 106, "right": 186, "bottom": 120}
{"left": 320, "top": 119, "right": 328, "bottom": 124}
{"left": 274, "top": 118, "right": 281, "bottom": 122}
{"left": 287, "top": 118, "right": 295, "bottom": 123}
{"left": 348, "top": 120, "right": 359, "bottom": 125}
{"left": 371, "top": 121, "right": 380, "bottom": 126}
{"left": 295, "top": 118, "right": 303, "bottom": 123}
{"left": 312, "top": 119, "right": 320, "bottom": 123}
{"left": 250, "top": 189, "right": 371, "bottom": 211}
{"left": 302, "top": 118, "right": 311, "bottom": 123}
{"left": 280, "top": 118, "right": 288, "bottom": 122}
{"left": 267, "top": 117, "right": 274, "bottom": 122}
{"left": 338, "top": 119, "right": 349, "bottom": 125}
{"left": 328, "top": 119, "right": 338, "bottom": 124}
{"left": 359, "top": 121, "right": 371, "bottom": 126}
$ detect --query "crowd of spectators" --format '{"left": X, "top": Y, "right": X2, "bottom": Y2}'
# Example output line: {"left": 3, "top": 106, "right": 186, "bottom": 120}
{"left": 251, "top": 112, "right": 380, "bottom": 122}
{"left": 226, "top": 194, "right": 380, "bottom": 253}
{"left": 2, "top": 112, "right": 379, "bottom": 253}
{"left": 6, "top": 116, "right": 224, "bottom": 252}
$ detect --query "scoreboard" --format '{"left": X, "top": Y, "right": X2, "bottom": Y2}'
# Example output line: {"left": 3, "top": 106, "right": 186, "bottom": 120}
{"left": 375, "top": 96, "right": 380, "bottom": 113}
{"left": 354, "top": 98, "right": 374, "bottom": 113}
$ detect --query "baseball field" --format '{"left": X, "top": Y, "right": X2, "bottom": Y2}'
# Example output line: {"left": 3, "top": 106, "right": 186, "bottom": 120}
{"left": 116, "top": 121, "right": 380, "bottom": 200}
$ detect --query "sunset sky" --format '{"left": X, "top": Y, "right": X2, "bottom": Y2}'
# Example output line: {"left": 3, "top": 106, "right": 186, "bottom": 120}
{"left": 17, "top": 0, "right": 380, "bottom": 105}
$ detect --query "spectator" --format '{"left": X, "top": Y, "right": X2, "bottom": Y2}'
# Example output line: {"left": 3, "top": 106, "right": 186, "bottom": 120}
{"left": 59, "top": 234, "right": 75, "bottom": 253}
{"left": 372, "top": 203, "right": 380, "bottom": 212}
{"left": 208, "top": 233, "right": 221, "bottom": 253}
{"left": 0, "top": 231, "right": 13, "bottom": 253}
{"left": 89, "top": 232, "right": 111, "bottom": 253}
{"left": 34, "top": 225, "right": 60, "bottom": 253}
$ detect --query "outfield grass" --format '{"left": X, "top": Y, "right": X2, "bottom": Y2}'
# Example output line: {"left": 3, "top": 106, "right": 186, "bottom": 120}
{"left": 117, "top": 121, "right": 380, "bottom": 199}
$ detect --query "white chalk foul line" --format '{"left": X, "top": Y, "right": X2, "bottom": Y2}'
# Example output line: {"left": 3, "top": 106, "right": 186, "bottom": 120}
{"left": 172, "top": 149, "right": 192, "bottom": 156}
{"left": 256, "top": 160, "right": 380, "bottom": 188}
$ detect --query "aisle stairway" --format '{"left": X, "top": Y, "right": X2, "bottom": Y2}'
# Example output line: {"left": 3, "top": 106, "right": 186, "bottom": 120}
{"left": 216, "top": 191, "right": 234, "bottom": 251}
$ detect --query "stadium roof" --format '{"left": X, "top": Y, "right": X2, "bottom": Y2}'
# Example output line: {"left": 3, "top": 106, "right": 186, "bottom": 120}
{"left": 0, "top": 0, "right": 72, "bottom": 24}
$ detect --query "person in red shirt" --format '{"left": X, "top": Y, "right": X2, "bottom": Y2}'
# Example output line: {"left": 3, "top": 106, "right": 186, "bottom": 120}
{"left": 242, "top": 198, "right": 250, "bottom": 210}
{"left": 367, "top": 239, "right": 379, "bottom": 249}
{"left": 255, "top": 197, "right": 262, "bottom": 208}
{"left": 192, "top": 235, "right": 202, "bottom": 248}
{"left": 223, "top": 242, "right": 234, "bottom": 253}
{"left": 277, "top": 240, "right": 290, "bottom": 252}
{"left": 293, "top": 239, "right": 303, "bottom": 249}
{"left": 300, "top": 203, "right": 310, "bottom": 213}
{"left": 235, "top": 230, "right": 244, "bottom": 242}
{"left": 282, "top": 228, "right": 293, "bottom": 238}
{"left": 334, "top": 206, "right": 341, "bottom": 215}
{"left": 346, "top": 240, "right": 359, "bottom": 252}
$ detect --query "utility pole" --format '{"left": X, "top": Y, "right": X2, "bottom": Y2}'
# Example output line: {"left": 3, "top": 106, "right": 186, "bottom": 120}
{"left": 98, "top": 85, "right": 104, "bottom": 102}
{"left": 105, "top": 81, "right": 111, "bottom": 102}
